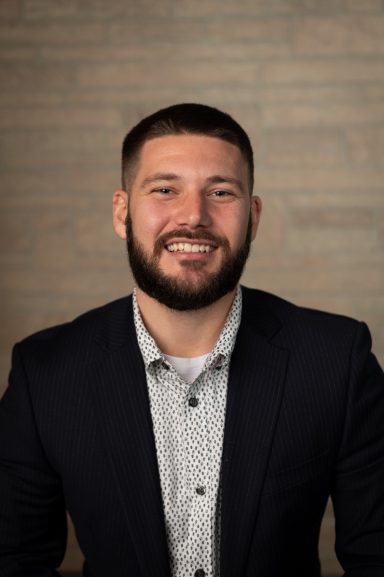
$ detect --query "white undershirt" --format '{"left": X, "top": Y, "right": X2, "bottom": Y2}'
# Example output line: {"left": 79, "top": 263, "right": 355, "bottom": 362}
{"left": 164, "top": 353, "right": 209, "bottom": 384}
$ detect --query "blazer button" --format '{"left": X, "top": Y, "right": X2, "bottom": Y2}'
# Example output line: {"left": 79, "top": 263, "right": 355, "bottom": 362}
{"left": 188, "top": 397, "right": 199, "bottom": 408}
{"left": 194, "top": 570, "right": 205, "bottom": 577}
{"left": 196, "top": 485, "right": 206, "bottom": 496}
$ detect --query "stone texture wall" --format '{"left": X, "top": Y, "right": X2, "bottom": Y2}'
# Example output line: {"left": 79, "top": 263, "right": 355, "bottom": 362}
{"left": 1, "top": 1, "right": 383, "bottom": 574}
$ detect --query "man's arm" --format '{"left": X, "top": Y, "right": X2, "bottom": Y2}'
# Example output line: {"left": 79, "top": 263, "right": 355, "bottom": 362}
{"left": 0, "top": 344, "right": 67, "bottom": 577}
{"left": 331, "top": 322, "right": 384, "bottom": 577}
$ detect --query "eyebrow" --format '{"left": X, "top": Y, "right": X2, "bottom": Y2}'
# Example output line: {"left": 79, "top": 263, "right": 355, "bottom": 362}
{"left": 141, "top": 173, "right": 180, "bottom": 187}
{"left": 141, "top": 172, "right": 245, "bottom": 191}
{"left": 206, "top": 175, "right": 244, "bottom": 190}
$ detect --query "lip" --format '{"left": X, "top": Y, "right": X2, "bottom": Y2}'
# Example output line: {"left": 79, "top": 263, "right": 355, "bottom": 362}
{"left": 165, "top": 249, "right": 215, "bottom": 261}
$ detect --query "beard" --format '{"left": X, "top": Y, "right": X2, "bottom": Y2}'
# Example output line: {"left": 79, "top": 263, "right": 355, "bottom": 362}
{"left": 125, "top": 215, "right": 252, "bottom": 311}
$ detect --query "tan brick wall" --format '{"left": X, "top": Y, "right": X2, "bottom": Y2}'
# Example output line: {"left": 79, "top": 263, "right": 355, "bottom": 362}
{"left": 1, "top": 1, "right": 383, "bottom": 574}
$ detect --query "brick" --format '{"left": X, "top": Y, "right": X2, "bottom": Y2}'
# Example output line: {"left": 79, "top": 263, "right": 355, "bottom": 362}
{"left": 79, "top": 0, "right": 172, "bottom": 19}
{"left": 2, "top": 128, "right": 120, "bottom": 152}
{"left": 0, "top": 129, "right": 120, "bottom": 169}
{"left": 0, "top": 92, "right": 66, "bottom": 107}
{"left": 262, "top": 128, "right": 343, "bottom": 167}
{"left": 330, "top": 254, "right": 384, "bottom": 271}
{"left": 254, "top": 85, "right": 384, "bottom": 105}
{"left": 0, "top": 212, "right": 32, "bottom": 257}
{"left": 248, "top": 252, "right": 327, "bottom": 271}
{"left": 0, "top": 269, "right": 131, "bottom": 298}
{"left": 29, "top": 212, "right": 75, "bottom": 269}
{"left": 346, "top": 0, "right": 383, "bottom": 11}
{"left": 74, "top": 210, "right": 120, "bottom": 258}
{"left": 297, "top": 0, "right": 345, "bottom": 10}
{"left": 290, "top": 207, "right": 374, "bottom": 228}
{"left": 0, "top": 0, "right": 22, "bottom": 19}
{"left": 0, "top": 108, "right": 121, "bottom": 129}
{"left": 245, "top": 266, "right": 384, "bottom": 294}
{"left": 262, "top": 103, "right": 384, "bottom": 127}
{"left": 23, "top": 0, "right": 152, "bottom": 20}
{"left": 109, "top": 16, "right": 290, "bottom": 44}
{"left": 171, "top": 0, "right": 269, "bottom": 17}
{"left": 23, "top": 0, "right": 78, "bottom": 20}
{"left": 208, "top": 17, "right": 291, "bottom": 42}
{"left": 377, "top": 210, "right": 384, "bottom": 246}
{"left": 0, "top": 47, "right": 39, "bottom": 61}
{"left": 346, "top": 127, "right": 384, "bottom": 165}
{"left": 173, "top": 0, "right": 300, "bottom": 17}
{"left": 287, "top": 228, "right": 379, "bottom": 253}
{"left": 39, "top": 41, "right": 291, "bottom": 63}
{"left": 0, "top": 63, "right": 76, "bottom": 91}
{"left": 252, "top": 196, "right": 285, "bottom": 252}
{"left": 282, "top": 191, "right": 384, "bottom": 209}
{"left": 254, "top": 168, "right": 384, "bottom": 191}
{"left": 3, "top": 84, "right": 384, "bottom": 111}
{"left": 261, "top": 58, "right": 384, "bottom": 85}
{"left": 294, "top": 16, "right": 384, "bottom": 55}
{"left": 0, "top": 170, "right": 118, "bottom": 202}
{"left": 77, "top": 61, "right": 259, "bottom": 88}
{"left": 0, "top": 22, "right": 107, "bottom": 45}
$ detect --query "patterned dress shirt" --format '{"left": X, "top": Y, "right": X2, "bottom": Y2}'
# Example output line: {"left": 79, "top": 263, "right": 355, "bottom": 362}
{"left": 133, "top": 287, "right": 242, "bottom": 577}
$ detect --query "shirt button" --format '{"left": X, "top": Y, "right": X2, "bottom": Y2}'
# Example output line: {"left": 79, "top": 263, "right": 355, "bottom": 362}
{"left": 194, "top": 570, "right": 205, "bottom": 577}
{"left": 215, "top": 364, "right": 222, "bottom": 370}
{"left": 188, "top": 397, "right": 199, "bottom": 408}
{"left": 196, "top": 485, "right": 206, "bottom": 496}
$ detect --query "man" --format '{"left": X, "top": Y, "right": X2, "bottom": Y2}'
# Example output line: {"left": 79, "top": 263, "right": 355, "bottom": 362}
{"left": 0, "top": 103, "right": 383, "bottom": 577}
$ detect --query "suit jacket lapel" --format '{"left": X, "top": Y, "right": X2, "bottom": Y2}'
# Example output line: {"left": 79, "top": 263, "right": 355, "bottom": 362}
{"left": 220, "top": 290, "right": 290, "bottom": 577}
{"left": 87, "top": 297, "right": 170, "bottom": 577}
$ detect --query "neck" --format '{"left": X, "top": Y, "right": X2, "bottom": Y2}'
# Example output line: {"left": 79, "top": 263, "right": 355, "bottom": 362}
{"left": 135, "top": 287, "right": 237, "bottom": 357}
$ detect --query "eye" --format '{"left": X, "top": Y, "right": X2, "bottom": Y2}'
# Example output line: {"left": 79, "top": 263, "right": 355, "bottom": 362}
{"left": 154, "top": 187, "right": 172, "bottom": 194}
{"left": 210, "top": 189, "right": 234, "bottom": 199}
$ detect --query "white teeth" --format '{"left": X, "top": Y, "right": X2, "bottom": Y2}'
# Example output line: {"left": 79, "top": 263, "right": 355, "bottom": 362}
{"left": 167, "top": 242, "right": 212, "bottom": 253}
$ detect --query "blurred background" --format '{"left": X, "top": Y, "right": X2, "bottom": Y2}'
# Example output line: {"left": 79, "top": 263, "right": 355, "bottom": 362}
{"left": 0, "top": 0, "right": 383, "bottom": 575}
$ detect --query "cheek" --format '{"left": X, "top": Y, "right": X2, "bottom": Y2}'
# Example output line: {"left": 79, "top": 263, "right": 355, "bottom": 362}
{"left": 226, "top": 213, "right": 251, "bottom": 246}
{"left": 130, "top": 206, "right": 171, "bottom": 248}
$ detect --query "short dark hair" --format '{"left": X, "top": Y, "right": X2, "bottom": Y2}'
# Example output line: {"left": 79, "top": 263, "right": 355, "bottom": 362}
{"left": 121, "top": 103, "right": 254, "bottom": 192}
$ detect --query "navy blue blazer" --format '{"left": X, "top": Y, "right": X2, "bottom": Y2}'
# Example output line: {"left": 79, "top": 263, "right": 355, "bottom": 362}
{"left": 0, "top": 287, "right": 383, "bottom": 577}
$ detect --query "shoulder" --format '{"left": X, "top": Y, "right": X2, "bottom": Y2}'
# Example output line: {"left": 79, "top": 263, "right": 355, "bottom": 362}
{"left": 16, "top": 295, "right": 134, "bottom": 364}
{"left": 240, "top": 285, "right": 367, "bottom": 346}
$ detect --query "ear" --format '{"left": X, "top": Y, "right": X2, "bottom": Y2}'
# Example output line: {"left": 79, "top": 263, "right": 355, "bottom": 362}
{"left": 112, "top": 190, "right": 128, "bottom": 240}
{"left": 250, "top": 195, "right": 262, "bottom": 241}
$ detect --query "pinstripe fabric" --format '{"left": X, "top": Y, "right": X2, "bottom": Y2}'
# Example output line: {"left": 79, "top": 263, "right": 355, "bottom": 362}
{"left": 0, "top": 287, "right": 383, "bottom": 577}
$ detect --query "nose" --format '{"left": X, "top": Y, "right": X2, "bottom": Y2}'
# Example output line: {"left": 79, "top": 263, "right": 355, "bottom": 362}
{"left": 174, "top": 190, "right": 212, "bottom": 229}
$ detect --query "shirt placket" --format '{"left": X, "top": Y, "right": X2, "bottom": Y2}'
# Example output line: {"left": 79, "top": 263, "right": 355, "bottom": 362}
{"left": 182, "top": 375, "right": 215, "bottom": 577}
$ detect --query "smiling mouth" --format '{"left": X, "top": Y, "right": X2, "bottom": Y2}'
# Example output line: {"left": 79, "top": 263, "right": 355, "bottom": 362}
{"left": 166, "top": 242, "right": 214, "bottom": 253}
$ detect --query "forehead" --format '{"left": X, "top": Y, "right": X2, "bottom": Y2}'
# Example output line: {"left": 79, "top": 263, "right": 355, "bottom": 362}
{"left": 134, "top": 134, "right": 248, "bottom": 180}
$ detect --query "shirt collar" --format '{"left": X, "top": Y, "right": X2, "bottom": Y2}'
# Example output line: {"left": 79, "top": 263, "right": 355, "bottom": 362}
{"left": 133, "top": 286, "right": 242, "bottom": 370}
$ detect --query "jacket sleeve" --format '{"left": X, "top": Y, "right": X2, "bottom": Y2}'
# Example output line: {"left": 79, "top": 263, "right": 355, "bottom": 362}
{"left": 331, "top": 322, "right": 384, "bottom": 577}
{"left": 0, "top": 344, "right": 67, "bottom": 577}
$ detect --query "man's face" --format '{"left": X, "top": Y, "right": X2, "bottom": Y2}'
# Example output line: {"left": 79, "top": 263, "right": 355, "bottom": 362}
{"left": 113, "top": 134, "right": 261, "bottom": 310}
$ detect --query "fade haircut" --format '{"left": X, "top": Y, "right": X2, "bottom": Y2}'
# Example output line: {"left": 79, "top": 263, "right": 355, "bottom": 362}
{"left": 121, "top": 103, "right": 254, "bottom": 193}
